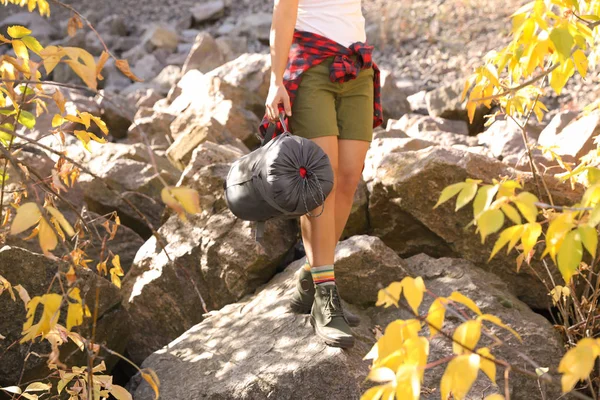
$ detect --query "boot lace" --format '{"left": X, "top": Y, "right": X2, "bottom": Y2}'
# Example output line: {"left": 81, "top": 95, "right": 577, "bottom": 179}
{"left": 323, "top": 287, "right": 344, "bottom": 319}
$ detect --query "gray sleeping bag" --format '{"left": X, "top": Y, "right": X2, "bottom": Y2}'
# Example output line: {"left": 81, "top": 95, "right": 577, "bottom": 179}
{"left": 224, "top": 130, "right": 334, "bottom": 239}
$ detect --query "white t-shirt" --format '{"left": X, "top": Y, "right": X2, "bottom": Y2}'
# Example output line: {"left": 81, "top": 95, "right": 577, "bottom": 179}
{"left": 295, "top": 0, "right": 366, "bottom": 48}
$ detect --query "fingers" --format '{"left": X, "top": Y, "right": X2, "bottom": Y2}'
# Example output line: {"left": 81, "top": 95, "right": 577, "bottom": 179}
{"left": 282, "top": 92, "right": 292, "bottom": 117}
{"left": 266, "top": 100, "right": 279, "bottom": 122}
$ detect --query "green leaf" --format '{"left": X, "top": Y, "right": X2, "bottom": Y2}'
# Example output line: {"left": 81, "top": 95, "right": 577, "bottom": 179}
{"left": 17, "top": 111, "right": 36, "bottom": 129}
{"left": 557, "top": 230, "right": 582, "bottom": 284}
{"left": 478, "top": 209, "right": 505, "bottom": 243}
{"left": 434, "top": 182, "right": 464, "bottom": 208}
{"left": 550, "top": 27, "right": 574, "bottom": 60}
{"left": 578, "top": 226, "right": 597, "bottom": 259}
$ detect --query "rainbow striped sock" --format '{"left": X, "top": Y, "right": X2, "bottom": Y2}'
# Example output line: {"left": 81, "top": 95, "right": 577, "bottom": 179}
{"left": 311, "top": 264, "right": 335, "bottom": 286}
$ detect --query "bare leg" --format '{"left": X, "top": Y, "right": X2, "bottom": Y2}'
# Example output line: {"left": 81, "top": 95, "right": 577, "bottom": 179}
{"left": 334, "top": 139, "right": 371, "bottom": 241}
{"left": 300, "top": 136, "right": 339, "bottom": 267}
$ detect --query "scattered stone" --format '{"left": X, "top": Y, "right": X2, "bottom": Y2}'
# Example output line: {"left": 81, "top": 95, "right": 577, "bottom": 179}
{"left": 141, "top": 24, "right": 179, "bottom": 52}
{"left": 388, "top": 113, "right": 469, "bottom": 137}
{"left": 182, "top": 32, "right": 225, "bottom": 74}
{"left": 190, "top": 0, "right": 226, "bottom": 23}
{"left": 132, "top": 53, "right": 164, "bottom": 82}
{"left": 380, "top": 70, "right": 412, "bottom": 121}
{"left": 407, "top": 90, "right": 428, "bottom": 114}
{"left": 235, "top": 12, "right": 272, "bottom": 41}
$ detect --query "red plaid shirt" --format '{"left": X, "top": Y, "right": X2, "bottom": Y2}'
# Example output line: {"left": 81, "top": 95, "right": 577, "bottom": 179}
{"left": 259, "top": 30, "right": 383, "bottom": 139}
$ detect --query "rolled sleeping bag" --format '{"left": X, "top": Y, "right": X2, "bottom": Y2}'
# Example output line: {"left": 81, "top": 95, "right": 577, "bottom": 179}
{"left": 224, "top": 131, "right": 334, "bottom": 239}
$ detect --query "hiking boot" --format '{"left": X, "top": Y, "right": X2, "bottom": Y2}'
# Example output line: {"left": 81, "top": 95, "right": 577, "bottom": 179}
{"left": 310, "top": 284, "right": 355, "bottom": 348}
{"left": 289, "top": 266, "right": 361, "bottom": 327}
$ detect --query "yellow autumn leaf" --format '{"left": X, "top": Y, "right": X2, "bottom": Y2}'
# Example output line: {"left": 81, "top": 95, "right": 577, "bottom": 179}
{"left": 376, "top": 319, "right": 422, "bottom": 369}
{"left": 360, "top": 385, "right": 388, "bottom": 400}
{"left": 440, "top": 353, "right": 481, "bottom": 400}
{"left": 542, "top": 213, "right": 575, "bottom": 262}
{"left": 521, "top": 222, "right": 542, "bottom": 256}
{"left": 477, "top": 347, "right": 496, "bottom": 383}
{"left": 477, "top": 209, "right": 505, "bottom": 243}
{"left": 161, "top": 186, "right": 202, "bottom": 221}
{"left": 7, "top": 25, "right": 32, "bottom": 39}
{"left": 558, "top": 338, "right": 600, "bottom": 393}
{"left": 448, "top": 292, "right": 482, "bottom": 316}
{"left": 455, "top": 180, "right": 480, "bottom": 211}
{"left": 51, "top": 114, "right": 64, "bottom": 127}
{"left": 24, "top": 382, "right": 51, "bottom": 393}
{"left": 513, "top": 192, "right": 539, "bottom": 223}
{"left": 110, "top": 254, "right": 124, "bottom": 288}
{"left": 74, "top": 130, "right": 107, "bottom": 152}
{"left": 434, "top": 182, "right": 465, "bottom": 209}
{"left": 452, "top": 320, "right": 482, "bottom": 355}
{"left": 473, "top": 184, "right": 499, "bottom": 219}
{"left": 141, "top": 370, "right": 160, "bottom": 400}
{"left": 578, "top": 225, "right": 597, "bottom": 259}
{"left": 478, "top": 314, "right": 522, "bottom": 342}
{"left": 12, "top": 39, "right": 29, "bottom": 61}
{"left": 21, "top": 36, "right": 43, "bottom": 56}
{"left": 109, "top": 385, "right": 132, "bottom": 400}
{"left": 489, "top": 224, "right": 524, "bottom": 260}
{"left": 97, "top": 260, "right": 108, "bottom": 276}
{"left": 10, "top": 202, "right": 41, "bottom": 235}
{"left": 376, "top": 281, "right": 403, "bottom": 308}
{"left": 557, "top": 229, "right": 582, "bottom": 284}
{"left": 500, "top": 203, "right": 521, "bottom": 224}
{"left": 367, "top": 367, "right": 395, "bottom": 383}
{"left": 38, "top": 219, "right": 58, "bottom": 254}
{"left": 115, "top": 59, "right": 143, "bottom": 82}
{"left": 426, "top": 297, "right": 447, "bottom": 337}
{"left": 401, "top": 276, "right": 426, "bottom": 314}
{"left": 96, "top": 51, "right": 110, "bottom": 80}
{"left": 46, "top": 206, "right": 75, "bottom": 237}
{"left": 484, "top": 395, "right": 505, "bottom": 400}
{"left": 66, "top": 302, "right": 84, "bottom": 331}
{"left": 21, "top": 293, "right": 62, "bottom": 343}
{"left": 573, "top": 49, "right": 588, "bottom": 78}
{"left": 395, "top": 364, "right": 420, "bottom": 400}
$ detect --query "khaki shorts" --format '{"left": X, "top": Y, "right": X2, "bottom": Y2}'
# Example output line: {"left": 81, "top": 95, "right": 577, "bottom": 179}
{"left": 289, "top": 56, "right": 375, "bottom": 142}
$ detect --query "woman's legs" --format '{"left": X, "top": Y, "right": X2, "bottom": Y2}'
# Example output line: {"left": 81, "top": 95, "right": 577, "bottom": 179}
{"left": 334, "top": 139, "right": 371, "bottom": 241}
{"left": 300, "top": 136, "right": 339, "bottom": 268}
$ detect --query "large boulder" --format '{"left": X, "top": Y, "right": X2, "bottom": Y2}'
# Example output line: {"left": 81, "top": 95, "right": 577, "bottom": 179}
{"left": 167, "top": 64, "right": 264, "bottom": 149}
{"left": 181, "top": 32, "right": 225, "bottom": 74}
{"left": 341, "top": 179, "right": 370, "bottom": 240}
{"left": 129, "top": 236, "right": 565, "bottom": 400}
{"left": 129, "top": 257, "right": 374, "bottom": 400}
{"left": 477, "top": 118, "right": 542, "bottom": 163}
{"left": 121, "top": 158, "right": 297, "bottom": 364}
{"left": 425, "top": 79, "right": 489, "bottom": 135}
{"left": 76, "top": 143, "right": 179, "bottom": 238}
{"left": 364, "top": 144, "right": 581, "bottom": 309}
{"left": 388, "top": 113, "right": 469, "bottom": 137}
{"left": 537, "top": 110, "right": 600, "bottom": 163}
{"left": 379, "top": 70, "right": 412, "bottom": 122}
{"left": 0, "top": 246, "right": 129, "bottom": 386}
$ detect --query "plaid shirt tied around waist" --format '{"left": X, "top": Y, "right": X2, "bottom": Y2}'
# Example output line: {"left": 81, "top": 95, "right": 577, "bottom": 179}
{"left": 258, "top": 30, "right": 383, "bottom": 139}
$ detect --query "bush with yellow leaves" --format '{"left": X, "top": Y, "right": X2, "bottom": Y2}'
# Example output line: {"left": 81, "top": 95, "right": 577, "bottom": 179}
{"left": 363, "top": 0, "right": 600, "bottom": 399}
{"left": 0, "top": 0, "right": 202, "bottom": 398}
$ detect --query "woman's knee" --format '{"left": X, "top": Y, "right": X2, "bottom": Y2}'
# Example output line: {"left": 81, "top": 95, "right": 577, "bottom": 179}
{"left": 336, "top": 169, "right": 361, "bottom": 198}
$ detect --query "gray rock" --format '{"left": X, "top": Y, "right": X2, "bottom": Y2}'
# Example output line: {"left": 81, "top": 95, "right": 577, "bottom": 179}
{"left": 0, "top": 246, "right": 129, "bottom": 386}
{"left": 364, "top": 145, "right": 581, "bottom": 309}
{"left": 209, "top": 53, "right": 271, "bottom": 101}
{"left": 126, "top": 110, "right": 175, "bottom": 149}
{"left": 235, "top": 12, "right": 272, "bottom": 41}
{"left": 380, "top": 70, "right": 412, "bottom": 121}
{"left": 477, "top": 118, "right": 539, "bottom": 161}
{"left": 129, "top": 257, "right": 372, "bottom": 400}
{"left": 407, "top": 90, "right": 428, "bottom": 113}
{"left": 178, "top": 141, "right": 247, "bottom": 188}
{"left": 190, "top": 0, "right": 226, "bottom": 22}
{"left": 96, "top": 92, "right": 136, "bottom": 139}
{"left": 121, "top": 161, "right": 297, "bottom": 364}
{"left": 141, "top": 24, "right": 179, "bottom": 52}
{"left": 151, "top": 65, "right": 182, "bottom": 95}
{"left": 537, "top": 110, "right": 600, "bottom": 163}
{"left": 133, "top": 54, "right": 164, "bottom": 82}
{"left": 216, "top": 35, "right": 249, "bottom": 62}
{"left": 341, "top": 179, "right": 370, "bottom": 240}
{"left": 388, "top": 113, "right": 469, "bottom": 136}
{"left": 182, "top": 32, "right": 225, "bottom": 74}
{"left": 166, "top": 116, "right": 246, "bottom": 169}
{"left": 76, "top": 143, "right": 179, "bottom": 237}
{"left": 425, "top": 79, "right": 488, "bottom": 135}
